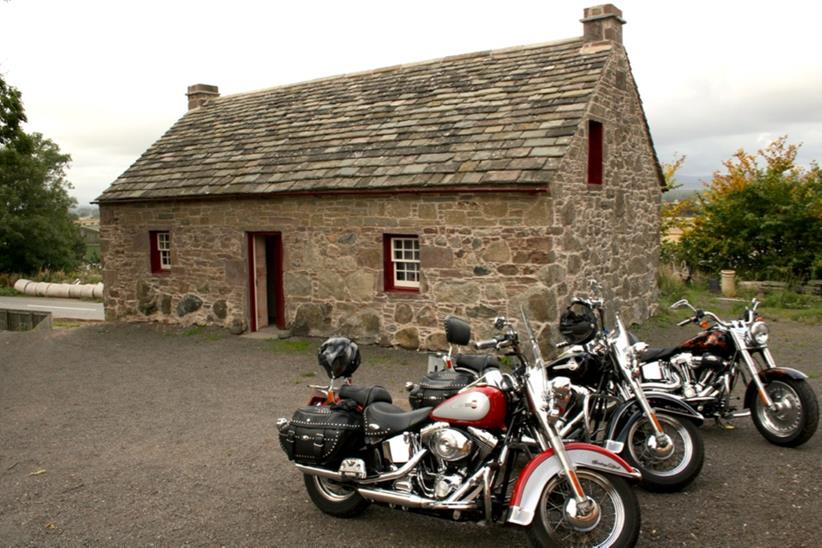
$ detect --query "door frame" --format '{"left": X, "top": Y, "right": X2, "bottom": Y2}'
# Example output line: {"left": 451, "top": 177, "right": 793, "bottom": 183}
{"left": 247, "top": 231, "right": 285, "bottom": 331}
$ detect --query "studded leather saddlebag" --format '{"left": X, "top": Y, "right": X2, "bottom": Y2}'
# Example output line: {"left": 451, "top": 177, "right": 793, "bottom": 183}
{"left": 278, "top": 405, "right": 363, "bottom": 466}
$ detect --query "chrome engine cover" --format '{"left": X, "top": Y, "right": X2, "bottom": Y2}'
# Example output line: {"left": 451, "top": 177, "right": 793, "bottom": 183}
{"left": 427, "top": 428, "right": 473, "bottom": 461}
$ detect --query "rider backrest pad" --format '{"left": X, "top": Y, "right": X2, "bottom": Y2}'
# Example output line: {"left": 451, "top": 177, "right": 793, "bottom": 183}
{"left": 444, "top": 316, "right": 471, "bottom": 345}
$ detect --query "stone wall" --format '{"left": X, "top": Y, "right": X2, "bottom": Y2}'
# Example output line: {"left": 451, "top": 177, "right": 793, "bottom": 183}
{"left": 100, "top": 191, "right": 561, "bottom": 349}
{"left": 99, "top": 44, "right": 661, "bottom": 351}
{"left": 546, "top": 43, "right": 662, "bottom": 327}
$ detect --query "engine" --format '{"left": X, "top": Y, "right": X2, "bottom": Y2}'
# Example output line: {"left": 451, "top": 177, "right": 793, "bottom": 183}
{"left": 376, "top": 422, "right": 499, "bottom": 501}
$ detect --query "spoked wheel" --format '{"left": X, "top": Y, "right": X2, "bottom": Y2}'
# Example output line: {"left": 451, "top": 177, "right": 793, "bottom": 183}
{"left": 751, "top": 378, "right": 819, "bottom": 447}
{"left": 526, "top": 469, "right": 640, "bottom": 548}
{"left": 303, "top": 474, "right": 370, "bottom": 518}
{"left": 623, "top": 413, "right": 704, "bottom": 492}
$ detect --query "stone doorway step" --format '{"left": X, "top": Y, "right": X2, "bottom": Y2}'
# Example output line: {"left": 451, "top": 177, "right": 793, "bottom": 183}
{"left": 240, "top": 325, "right": 292, "bottom": 340}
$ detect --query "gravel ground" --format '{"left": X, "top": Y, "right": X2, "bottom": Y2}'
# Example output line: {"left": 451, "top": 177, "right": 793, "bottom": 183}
{"left": 0, "top": 319, "right": 819, "bottom": 547}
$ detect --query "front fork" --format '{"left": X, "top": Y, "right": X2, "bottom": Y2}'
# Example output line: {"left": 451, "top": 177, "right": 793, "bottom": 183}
{"left": 625, "top": 374, "right": 675, "bottom": 456}
{"left": 733, "top": 333, "right": 775, "bottom": 408}
{"left": 526, "top": 375, "right": 592, "bottom": 511}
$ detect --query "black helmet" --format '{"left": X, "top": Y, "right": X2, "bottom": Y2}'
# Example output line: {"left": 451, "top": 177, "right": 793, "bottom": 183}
{"left": 318, "top": 337, "right": 361, "bottom": 379}
{"left": 558, "top": 303, "right": 598, "bottom": 345}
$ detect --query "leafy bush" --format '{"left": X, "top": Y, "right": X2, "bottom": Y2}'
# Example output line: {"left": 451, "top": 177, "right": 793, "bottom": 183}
{"left": 672, "top": 138, "right": 821, "bottom": 282}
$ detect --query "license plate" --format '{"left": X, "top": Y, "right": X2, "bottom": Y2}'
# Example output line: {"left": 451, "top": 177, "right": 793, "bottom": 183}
{"left": 427, "top": 354, "right": 447, "bottom": 373}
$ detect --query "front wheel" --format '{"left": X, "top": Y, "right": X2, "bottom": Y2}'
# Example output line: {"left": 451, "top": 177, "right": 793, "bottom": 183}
{"left": 622, "top": 413, "right": 704, "bottom": 492}
{"left": 525, "top": 470, "right": 640, "bottom": 548}
{"left": 303, "top": 474, "right": 370, "bottom": 518}
{"left": 751, "top": 378, "right": 819, "bottom": 447}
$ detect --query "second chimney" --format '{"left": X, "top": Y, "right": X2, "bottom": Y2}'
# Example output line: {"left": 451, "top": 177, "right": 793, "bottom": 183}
{"left": 186, "top": 84, "right": 219, "bottom": 111}
{"left": 581, "top": 4, "right": 625, "bottom": 46}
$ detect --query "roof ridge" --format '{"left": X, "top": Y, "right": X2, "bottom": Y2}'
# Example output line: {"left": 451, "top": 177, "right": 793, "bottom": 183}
{"left": 215, "top": 36, "right": 585, "bottom": 102}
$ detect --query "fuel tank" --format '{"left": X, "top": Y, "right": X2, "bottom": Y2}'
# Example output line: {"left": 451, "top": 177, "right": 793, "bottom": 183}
{"left": 679, "top": 329, "right": 734, "bottom": 358}
{"left": 431, "top": 386, "right": 507, "bottom": 431}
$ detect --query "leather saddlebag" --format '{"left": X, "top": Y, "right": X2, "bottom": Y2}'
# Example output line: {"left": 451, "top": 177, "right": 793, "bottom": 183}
{"left": 278, "top": 405, "right": 363, "bottom": 466}
{"left": 408, "top": 369, "right": 474, "bottom": 409}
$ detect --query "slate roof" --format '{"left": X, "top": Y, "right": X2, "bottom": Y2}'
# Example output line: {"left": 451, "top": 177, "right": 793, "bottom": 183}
{"left": 98, "top": 38, "right": 614, "bottom": 203}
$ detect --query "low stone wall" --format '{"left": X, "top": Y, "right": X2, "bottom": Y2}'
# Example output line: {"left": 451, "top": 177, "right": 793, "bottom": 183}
{"left": 0, "top": 309, "right": 52, "bottom": 331}
{"left": 738, "top": 280, "right": 822, "bottom": 296}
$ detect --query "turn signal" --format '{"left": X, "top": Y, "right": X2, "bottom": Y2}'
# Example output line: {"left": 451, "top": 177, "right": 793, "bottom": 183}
{"left": 699, "top": 319, "right": 710, "bottom": 329}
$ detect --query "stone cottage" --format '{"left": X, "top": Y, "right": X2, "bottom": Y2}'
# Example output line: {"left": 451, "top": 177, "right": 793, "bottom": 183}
{"left": 97, "top": 4, "right": 664, "bottom": 350}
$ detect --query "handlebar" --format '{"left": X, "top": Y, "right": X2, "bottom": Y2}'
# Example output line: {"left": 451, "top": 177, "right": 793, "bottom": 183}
{"left": 475, "top": 338, "right": 498, "bottom": 350}
{"left": 677, "top": 317, "right": 692, "bottom": 327}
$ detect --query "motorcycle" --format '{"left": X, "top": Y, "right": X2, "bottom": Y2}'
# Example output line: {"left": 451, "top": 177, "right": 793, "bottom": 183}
{"left": 277, "top": 313, "right": 642, "bottom": 547}
{"left": 543, "top": 284, "right": 705, "bottom": 492}
{"left": 636, "top": 297, "right": 819, "bottom": 447}
{"left": 409, "top": 282, "right": 704, "bottom": 493}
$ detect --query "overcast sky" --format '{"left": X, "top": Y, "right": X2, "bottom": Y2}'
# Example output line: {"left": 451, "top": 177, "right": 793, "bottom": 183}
{"left": 1, "top": 0, "right": 820, "bottom": 206}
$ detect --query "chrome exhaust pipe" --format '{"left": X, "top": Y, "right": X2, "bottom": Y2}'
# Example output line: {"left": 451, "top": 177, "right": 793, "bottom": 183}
{"left": 357, "top": 487, "right": 478, "bottom": 511}
{"left": 640, "top": 379, "right": 682, "bottom": 392}
{"left": 296, "top": 449, "right": 428, "bottom": 485}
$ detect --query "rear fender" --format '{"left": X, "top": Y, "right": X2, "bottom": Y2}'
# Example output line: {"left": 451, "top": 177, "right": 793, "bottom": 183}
{"left": 506, "top": 442, "right": 640, "bottom": 526}
{"left": 743, "top": 367, "right": 808, "bottom": 409}
{"left": 607, "top": 393, "right": 704, "bottom": 442}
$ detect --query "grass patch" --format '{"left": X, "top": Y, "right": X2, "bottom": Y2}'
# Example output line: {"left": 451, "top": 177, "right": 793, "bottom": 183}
{"left": 268, "top": 339, "right": 312, "bottom": 353}
{"left": 655, "top": 269, "right": 822, "bottom": 325}
{"left": 53, "top": 319, "right": 89, "bottom": 329}
{"left": 0, "top": 286, "right": 18, "bottom": 296}
{"left": 180, "top": 325, "right": 226, "bottom": 341}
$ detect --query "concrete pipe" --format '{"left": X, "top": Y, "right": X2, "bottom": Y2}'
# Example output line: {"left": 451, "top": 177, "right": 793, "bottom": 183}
{"left": 32, "top": 282, "right": 50, "bottom": 296}
{"left": 47, "top": 284, "right": 72, "bottom": 298}
{"left": 13, "top": 279, "right": 32, "bottom": 294}
{"left": 92, "top": 283, "right": 104, "bottom": 299}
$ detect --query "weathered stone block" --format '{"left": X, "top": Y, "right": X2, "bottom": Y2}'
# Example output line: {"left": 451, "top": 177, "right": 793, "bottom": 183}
{"left": 393, "top": 327, "right": 419, "bottom": 350}
{"left": 176, "top": 294, "right": 203, "bottom": 316}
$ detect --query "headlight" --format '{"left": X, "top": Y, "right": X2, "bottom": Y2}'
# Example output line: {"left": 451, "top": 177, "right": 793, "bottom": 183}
{"left": 750, "top": 321, "right": 769, "bottom": 346}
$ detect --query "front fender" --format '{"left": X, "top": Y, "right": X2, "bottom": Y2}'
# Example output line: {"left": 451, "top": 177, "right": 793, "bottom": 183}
{"left": 607, "top": 394, "right": 704, "bottom": 441}
{"left": 743, "top": 367, "right": 809, "bottom": 408}
{"left": 507, "top": 442, "right": 640, "bottom": 526}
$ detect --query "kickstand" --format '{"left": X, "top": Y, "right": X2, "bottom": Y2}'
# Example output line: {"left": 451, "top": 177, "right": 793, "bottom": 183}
{"left": 715, "top": 416, "right": 736, "bottom": 430}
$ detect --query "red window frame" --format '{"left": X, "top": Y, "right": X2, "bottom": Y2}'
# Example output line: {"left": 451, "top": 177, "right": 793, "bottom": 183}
{"left": 149, "top": 231, "right": 171, "bottom": 274}
{"left": 587, "top": 120, "right": 604, "bottom": 185}
{"left": 383, "top": 234, "right": 420, "bottom": 293}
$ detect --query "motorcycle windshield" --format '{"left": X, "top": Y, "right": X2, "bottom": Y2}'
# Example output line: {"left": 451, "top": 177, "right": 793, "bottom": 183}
{"left": 610, "top": 314, "right": 632, "bottom": 371}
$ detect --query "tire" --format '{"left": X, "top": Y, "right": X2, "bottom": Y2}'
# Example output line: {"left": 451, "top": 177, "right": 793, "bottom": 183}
{"left": 751, "top": 378, "right": 819, "bottom": 447}
{"left": 303, "top": 474, "right": 370, "bottom": 518}
{"left": 525, "top": 470, "right": 640, "bottom": 548}
{"left": 622, "top": 413, "right": 704, "bottom": 492}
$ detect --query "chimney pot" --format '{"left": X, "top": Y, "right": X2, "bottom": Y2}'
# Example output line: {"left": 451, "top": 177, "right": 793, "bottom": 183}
{"left": 581, "top": 4, "right": 625, "bottom": 46}
{"left": 186, "top": 84, "right": 219, "bottom": 111}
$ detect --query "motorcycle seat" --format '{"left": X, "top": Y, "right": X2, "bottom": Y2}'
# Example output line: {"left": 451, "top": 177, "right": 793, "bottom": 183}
{"left": 454, "top": 353, "right": 502, "bottom": 374}
{"left": 338, "top": 384, "right": 393, "bottom": 406}
{"left": 639, "top": 347, "right": 679, "bottom": 362}
{"left": 363, "top": 402, "right": 432, "bottom": 442}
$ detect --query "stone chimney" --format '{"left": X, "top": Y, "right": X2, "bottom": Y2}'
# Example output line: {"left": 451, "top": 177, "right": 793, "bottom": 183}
{"left": 581, "top": 4, "right": 625, "bottom": 48}
{"left": 186, "top": 84, "right": 219, "bottom": 111}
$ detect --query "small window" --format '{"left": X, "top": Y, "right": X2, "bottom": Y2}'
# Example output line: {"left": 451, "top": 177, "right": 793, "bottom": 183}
{"left": 150, "top": 231, "right": 171, "bottom": 273}
{"left": 587, "top": 120, "right": 603, "bottom": 185}
{"left": 384, "top": 234, "right": 420, "bottom": 291}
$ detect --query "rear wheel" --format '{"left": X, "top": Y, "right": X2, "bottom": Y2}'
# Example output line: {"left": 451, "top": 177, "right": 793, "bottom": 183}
{"left": 303, "top": 474, "right": 370, "bottom": 518}
{"left": 525, "top": 469, "right": 640, "bottom": 548}
{"left": 751, "top": 378, "right": 819, "bottom": 447}
{"left": 622, "top": 413, "right": 704, "bottom": 492}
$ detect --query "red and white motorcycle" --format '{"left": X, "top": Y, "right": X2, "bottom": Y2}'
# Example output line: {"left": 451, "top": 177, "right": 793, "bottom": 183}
{"left": 277, "top": 310, "right": 641, "bottom": 547}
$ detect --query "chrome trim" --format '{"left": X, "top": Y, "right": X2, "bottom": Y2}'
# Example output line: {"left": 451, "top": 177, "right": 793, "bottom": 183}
{"left": 295, "top": 448, "right": 428, "bottom": 485}
{"left": 356, "top": 488, "right": 478, "bottom": 510}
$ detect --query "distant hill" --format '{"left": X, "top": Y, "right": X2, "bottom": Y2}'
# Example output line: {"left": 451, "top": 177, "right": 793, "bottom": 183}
{"left": 71, "top": 205, "right": 99, "bottom": 218}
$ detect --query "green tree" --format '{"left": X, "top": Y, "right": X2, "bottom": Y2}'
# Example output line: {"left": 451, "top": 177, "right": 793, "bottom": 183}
{"left": 678, "top": 138, "right": 822, "bottom": 281}
{"left": 0, "top": 75, "right": 85, "bottom": 274}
